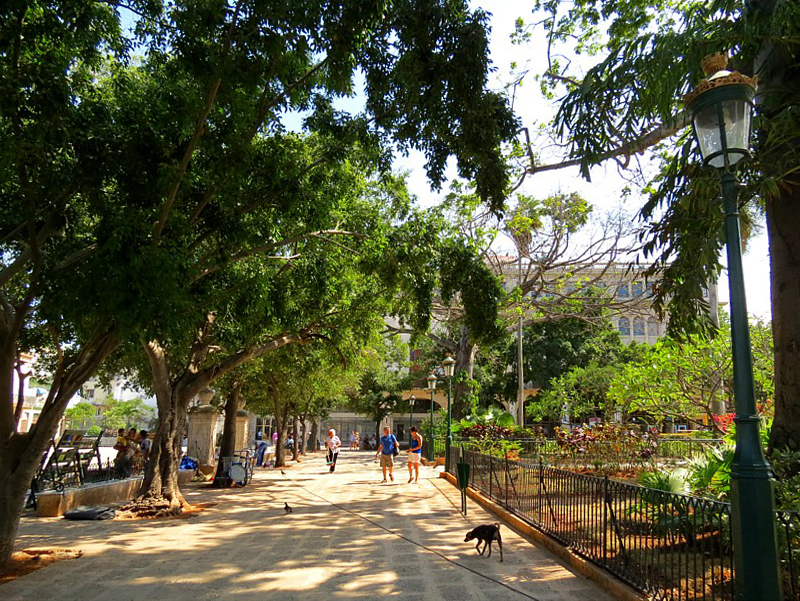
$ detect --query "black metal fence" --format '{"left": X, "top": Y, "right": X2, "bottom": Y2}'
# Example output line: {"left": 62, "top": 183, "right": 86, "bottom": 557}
{"left": 33, "top": 457, "right": 145, "bottom": 494}
{"left": 448, "top": 448, "right": 800, "bottom": 600}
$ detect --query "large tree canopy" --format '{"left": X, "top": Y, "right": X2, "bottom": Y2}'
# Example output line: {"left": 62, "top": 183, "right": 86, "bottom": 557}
{"left": 514, "top": 0, "right": 799, "bottom": 452}
{"left": 0, "top": 0, "right": 520, "bottom": 567}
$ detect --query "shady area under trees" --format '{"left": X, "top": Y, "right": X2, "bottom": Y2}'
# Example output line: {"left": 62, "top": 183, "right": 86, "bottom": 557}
{"left": 0, "top": 0, "right": 520, "bottom": 568}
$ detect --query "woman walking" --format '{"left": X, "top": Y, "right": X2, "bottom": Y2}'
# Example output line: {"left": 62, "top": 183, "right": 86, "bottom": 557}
{"left": 325, "top": 429, "right": 341, "bottom": 473}
{"left": 407, "top": 427, "right": 423, "bottom": 483}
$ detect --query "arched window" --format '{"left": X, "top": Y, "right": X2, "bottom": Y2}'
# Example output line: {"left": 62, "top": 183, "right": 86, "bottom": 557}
{"left": 617, "top": 284, "right": 629, "bottom": 298}
{"left": 632, "top": 281, "right": 644, "bottom": 296}
{"left": 633, "top": 318, "right": 645, "bottom": 336}
{"left": 618, "top": 317, "right": 631, "bottom": 336}
{"left": 647, "top": 318, "right": 660, "bottom": 337}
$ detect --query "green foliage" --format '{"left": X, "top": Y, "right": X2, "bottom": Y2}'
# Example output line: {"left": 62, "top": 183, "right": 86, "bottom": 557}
{"left": 607, "top": 317, "right": 774, "bottom": 430}
{"left": 99, "top": 398, "right": 153, "bottom": 431}
{"left": 553, "top": 423, "right": 659, "bottom": 474}
{"left": 344, "top": 337, "right": 409, "bottom": 435}
{"left": 518, "top": 0, "right": 800, "bottom": 338}
{"left": 685, "top": 446, "right": 733, "bottom": 501}
{"left": 63, "top": 402, "right": 96, "bottom": 428}
{"left": 453, "top": 404, "right": 516, "bottom": 430}
{"left": 86, "top": 425, "right": 102, "bottom": 436}
{"left": 637, "top": 469, "right": 690, "bottom": 496}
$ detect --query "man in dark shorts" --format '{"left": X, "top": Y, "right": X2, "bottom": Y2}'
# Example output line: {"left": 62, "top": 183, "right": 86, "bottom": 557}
{"left": 375, "top": 426, "right": 398, "bottom": 483}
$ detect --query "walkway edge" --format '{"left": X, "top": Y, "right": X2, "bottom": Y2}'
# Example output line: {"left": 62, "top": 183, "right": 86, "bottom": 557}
{"left": 438, "top": 471, "right": 647, "bottom": 601}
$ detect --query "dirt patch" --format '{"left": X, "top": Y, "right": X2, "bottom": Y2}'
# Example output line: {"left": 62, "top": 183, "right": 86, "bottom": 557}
{"left": 115, "top": 501, "right": 216, "bottom": 520}
{"left": 0, "top": 548, "right": 83, "bottom": 585}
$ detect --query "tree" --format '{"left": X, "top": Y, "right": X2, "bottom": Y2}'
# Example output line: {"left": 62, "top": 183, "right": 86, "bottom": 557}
{"left": 399, "top": 188, "right": 646, "bottom": 417}
{"left": 63, "top": 402, "right": 96, "bottom": 430}
{"left": 345, "top": 339, "right": 409, "bottom": 440}
{"left": 506, "top": 310, "right": 637, "bottom": 394}
{"left": 606, "top": 319, "right": 774, "bottom": 432}
{"left": 100, "top": 398, "right": 153, "bottom": 432}
{"left": 0, "top": 0, "right": 521, "bottom": 565}
{"left": 536, "top": 361, "right": 623, "bottom": 424}
{"left": 513, "top": 1, "right": 799, "bottom": 452}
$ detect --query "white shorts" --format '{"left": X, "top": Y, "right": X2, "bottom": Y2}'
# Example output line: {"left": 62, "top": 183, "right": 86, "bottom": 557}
{"left": 408, "top": 453, "right": 421, "bottom": 464}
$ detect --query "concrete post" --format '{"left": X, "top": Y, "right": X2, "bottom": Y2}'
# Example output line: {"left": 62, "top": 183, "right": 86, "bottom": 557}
{"left": 234, "top": 410, "right": 250, "bottom": 451}
{"left": 187, "top": 388, "right": 219, "bottom": 473}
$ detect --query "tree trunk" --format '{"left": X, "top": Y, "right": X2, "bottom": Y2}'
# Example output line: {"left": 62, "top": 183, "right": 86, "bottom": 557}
{"left": 757, "top": 14, "right": 800, "bottom": 458}
{"left": 138, "top": 340, "right": 205, "bottom": 513}
{"left": 767, "top": 187, "right": 800, "bottom": 454}
{"left": 272, "top": 394, "right": 291, "bottom": 468}
{"left": 309, "top": 419, "right": 318, "bottom": 453}
{"left": 291, "top": 415, "right": 300, "bottom": 462}
{"left": 139, "top": 397, "right": 187, "bottom": 512}
{"left": 299, "top": 417, "right": 307, "bottom": 455}
{"left": 0, "top": 461, "right": 33, "bottom": 568}
{"left": 453, "top": 329, "right": 478, "bottom": 419}
{"left": 213, "top": 383, "right": 241, "bottom": 487}
{"left": 0, "top": 326, "right": 118, "bottom": 568}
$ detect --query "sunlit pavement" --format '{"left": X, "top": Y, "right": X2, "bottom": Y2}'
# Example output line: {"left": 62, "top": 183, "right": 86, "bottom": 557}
{"left": 6, "top": 451, "right": 612, "bottom": 600}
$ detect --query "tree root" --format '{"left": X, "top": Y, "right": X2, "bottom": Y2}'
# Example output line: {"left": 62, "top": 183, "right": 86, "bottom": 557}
{"left": 117, "top": 494, "right": 190, "bottom": 519}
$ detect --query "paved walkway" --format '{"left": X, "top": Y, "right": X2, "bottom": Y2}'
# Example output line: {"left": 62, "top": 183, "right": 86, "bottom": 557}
{"left": 6, "top": 451, "right": 613, "bottom": 600}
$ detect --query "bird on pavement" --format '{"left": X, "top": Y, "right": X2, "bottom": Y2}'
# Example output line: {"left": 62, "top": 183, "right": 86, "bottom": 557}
{"left": 284, "top": 502, "right": 293, "bottom": 514}
{"left": 280, "top": 470, "right": 287, "bottom": 476}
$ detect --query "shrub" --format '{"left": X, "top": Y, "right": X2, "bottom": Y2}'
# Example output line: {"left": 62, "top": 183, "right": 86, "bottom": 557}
{"left": 552, "top": 423, "right": 659, "bottom": 474}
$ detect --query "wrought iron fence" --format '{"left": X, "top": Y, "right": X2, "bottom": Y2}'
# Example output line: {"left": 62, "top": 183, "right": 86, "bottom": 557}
{"left": 448, "top": 448, "right": 800, "bottom": 600}
{"left": 33, "top": 457, "right": 146, "bottom": 494}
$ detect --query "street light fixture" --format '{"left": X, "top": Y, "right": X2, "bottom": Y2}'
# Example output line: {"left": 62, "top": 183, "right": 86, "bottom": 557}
{"left": 685, "top": 52, "right": 781, "bottom": 600}
{"left": 408, "top": 394, "right": 416, "bottom": 443}
{"left": 442, "top": 354, "right": 456, "bottom": 472}
{"left": 426, "top": 372, "right": 437, "bottom": 463}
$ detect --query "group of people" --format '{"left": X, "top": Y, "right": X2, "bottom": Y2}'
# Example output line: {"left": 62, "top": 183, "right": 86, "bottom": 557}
{"left": 113, "top": 427, "right": 152, "bottom": 477}
{"left": 324, "top": 426, "right": 423, "bottom": 483}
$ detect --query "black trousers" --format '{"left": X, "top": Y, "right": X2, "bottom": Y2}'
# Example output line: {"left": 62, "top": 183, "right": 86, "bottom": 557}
{"left": 327, "top": 449, "right": 338, "bottom": 472}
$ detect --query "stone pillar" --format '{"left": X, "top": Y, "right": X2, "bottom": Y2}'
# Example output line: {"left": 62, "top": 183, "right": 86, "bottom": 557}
{"left": 234, "top": 410, "right": 250, "bottom": 451}
{"left": 187, "top": 388, "right": 219, "bottom": 473}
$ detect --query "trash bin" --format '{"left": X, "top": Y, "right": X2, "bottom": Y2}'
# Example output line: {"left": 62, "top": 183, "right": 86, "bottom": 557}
{"left": 456, "top": 461, "right": 470, "bottom": 490}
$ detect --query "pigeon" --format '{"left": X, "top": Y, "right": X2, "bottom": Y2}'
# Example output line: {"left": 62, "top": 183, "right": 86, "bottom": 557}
{"left": 284, "top": 502, "right": 293, "bottom": 514}
{"left": 280, "top": 470, "right": 287, "bottom": 476}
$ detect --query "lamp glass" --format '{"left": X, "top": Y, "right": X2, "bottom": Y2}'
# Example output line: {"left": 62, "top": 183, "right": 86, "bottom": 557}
{"left": 442, "top": 356, "right": 455, "bottom": 378}
{"left": 693, "top": 98, "right": 752, "bottom": 169}
{"left": 426, "top": 374, "right": 437, "bottom": 390}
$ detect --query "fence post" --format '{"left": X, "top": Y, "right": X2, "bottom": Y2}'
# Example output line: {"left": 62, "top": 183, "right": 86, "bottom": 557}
{"left": 603, "top": 475, "right": 609, "bottom": 566}
{"left": 504, "top": 456, "right": 509, "bottom": 507}
{"left": 538, "top": 459, "right": 543, "bottom": 522}
{"left": 489, "top": 455, "right": 493, "bottom": 500}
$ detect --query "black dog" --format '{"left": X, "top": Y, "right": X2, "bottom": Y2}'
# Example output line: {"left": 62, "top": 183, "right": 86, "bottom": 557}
{"left": 465, "top": 523, "right": 503, "bottom": 562}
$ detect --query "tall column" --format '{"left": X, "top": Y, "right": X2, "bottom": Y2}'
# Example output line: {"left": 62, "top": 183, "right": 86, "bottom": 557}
{"left": 187, "top": 388, "right": 219, "bottom": 474}
{"left": 234, "top": 410, "right": 250, "bottom": 451}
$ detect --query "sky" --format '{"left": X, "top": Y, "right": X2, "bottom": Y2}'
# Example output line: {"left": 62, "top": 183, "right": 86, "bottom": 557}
{"left": 392, "top": 1, "right": 773, "bottom": 321}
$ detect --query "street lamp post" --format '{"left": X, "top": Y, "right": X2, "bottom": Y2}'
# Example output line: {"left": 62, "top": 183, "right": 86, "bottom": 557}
{"left": 685, "top": 53, "right": 782, "bottom": 600}
{"left": 442, "top": 355, "right": 456, "bottom": 472}
{"left": 426, "top": 373, "right": 437, "bottom": 463}
{"left": 408, "top": 394, "right": 416, "bottom": 443}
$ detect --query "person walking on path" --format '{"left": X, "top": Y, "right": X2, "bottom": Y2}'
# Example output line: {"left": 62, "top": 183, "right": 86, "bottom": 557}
{"left": 375, "top": 426, "right": 399, "bottom": 482}
{"left": 325, "top": 429, "right": 341, "bottom": 473}
{"left": 407, "top": 426, "right": 423, "bottom": 483}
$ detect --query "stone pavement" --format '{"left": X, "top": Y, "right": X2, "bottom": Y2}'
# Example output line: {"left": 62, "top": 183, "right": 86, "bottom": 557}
{"left": 5, "top": 451, "right": 614, "bottom": 600}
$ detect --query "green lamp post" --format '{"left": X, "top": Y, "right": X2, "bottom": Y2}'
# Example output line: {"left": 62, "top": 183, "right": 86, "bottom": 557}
{"left": 685, "top": 53, "right": 782, "bottom": 600}
{"left": 408, "top": 394, "right": 416, "bottom": 443}
{"left": 426, "top": 372, "right": 437, "bottom": 462}
{"left": 442, "top": 354, "right": 456, "bottom": 472}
